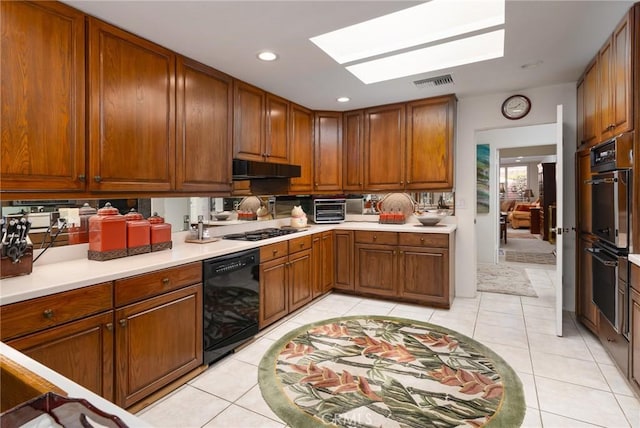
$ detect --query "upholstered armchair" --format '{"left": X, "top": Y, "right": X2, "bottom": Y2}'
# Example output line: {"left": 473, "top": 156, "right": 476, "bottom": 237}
{"left": 508, "top": 203, "right": 533, "bottom": 229}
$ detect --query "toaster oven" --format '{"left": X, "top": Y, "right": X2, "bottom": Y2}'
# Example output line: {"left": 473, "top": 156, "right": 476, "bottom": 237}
{"left": 313, "top": 198, "right": 346, "bottom": 223}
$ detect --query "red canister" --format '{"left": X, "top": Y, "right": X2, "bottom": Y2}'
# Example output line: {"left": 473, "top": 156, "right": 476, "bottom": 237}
{"left": 148, "top": 212, "right": 172, "bottom": 252}
{"left": 88, "top": 202, "right": 127, "bottom": 261}
{"left": 124, "top": 208, "right": 151, "bottom": 256}
{"left": 69, "top": 203, "right": 97, "bottom": 245}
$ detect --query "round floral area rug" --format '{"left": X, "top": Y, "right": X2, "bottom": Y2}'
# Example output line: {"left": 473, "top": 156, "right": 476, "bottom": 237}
{"left": 258, "top": 316, "right": 525, "bottom": 428}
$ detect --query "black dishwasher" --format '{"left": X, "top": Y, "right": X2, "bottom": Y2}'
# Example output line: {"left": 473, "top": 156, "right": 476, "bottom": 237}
{"left": 203, "top": 248, "right": 259, "bottom": 365}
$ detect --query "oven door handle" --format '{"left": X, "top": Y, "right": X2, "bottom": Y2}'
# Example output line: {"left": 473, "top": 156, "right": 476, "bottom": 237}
{"left": 585, "top": 247, "right": 618, "bottom": 267}
{"left": 585, "top": 177, "right": 617, "bottom": 185}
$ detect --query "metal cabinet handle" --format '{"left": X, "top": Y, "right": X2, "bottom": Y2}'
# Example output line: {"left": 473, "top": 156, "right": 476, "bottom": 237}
{"left": 106, "top": 323, "right": 113, "bottom": 331}
{"left": 43, "top": 309, "right": 54, "bottom": 319}
{"left": 78, "top": 174, "right": 86, "bottom": 182}
{"left": 373, "top": 235, "right": 377, "bottom": 240}
{"left": 119, "top": 319, "right": 127, "bottom": 328}
{"left": 273, "top": 250, "right": 278, "bottom": 255}
{"left": 299, "top": 242, "right": 305, "bottom": 247}
{"left": 94, "top": 175, "right": 102, "bottom": 183}
{"left": 162, "top": 277, "right": 170, "bottom": 286}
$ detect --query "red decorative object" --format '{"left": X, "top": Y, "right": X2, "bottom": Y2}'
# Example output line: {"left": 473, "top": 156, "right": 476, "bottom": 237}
{"left": 88, "top": 202, "right": 127, "bottom": 261}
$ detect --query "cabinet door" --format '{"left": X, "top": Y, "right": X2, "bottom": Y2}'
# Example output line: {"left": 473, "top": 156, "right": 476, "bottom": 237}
{"left": 631, "top": 266, "right": 640, "bottom": 391}
{"left": 176, "top": 57, "right": 232, "bottom": 192}
{"left": 321, "top": 232, "right": 335, "bottom": 294}
{"left": 577, "top": 235, "right": 598, "bottom": 333}
{"left": 288, "top": 249, "right": 313, "bottom": 313}
{"left": 334, "top": 230, "right": 354, "bottom": 291}
{"left": 576, "top": 79, "right": 585, "bottom": 149}
{"left": 266, "top": 94, "right": 289, "bottom": 164}
{"left": 354, "top": 244, "right": 396, "bottom": 297}
{"left": 1, "top": 1, "right": 86, "bottom": 193}
{"left": 364, "top": 104, "right": 405, "bottom": 191}
{"left": 314, "top": 112, "right": 342, "bottom": 192}
{"left": 259, "top": 257, "right": 288, "bottom": 328}
{"left": 8, "top": 311, "right": 114, "bottom": 401}
{"left": 115, "top": 284, "right": 202, "bottom": 408}
{"left": 610, "top": 12, "right": 632, "bottom": 136}
{"left": 289, "top": 104, "right": 314, "bottom": 193}
{"left": 87, "top": 18, "right": 175, "bottom": 192}
{"left": 398, "top": 247, "right": 449, "bottom": 308}
{"left": 597, "top": 38, "right": 614, "bottom": 138}
{"left": 233, "top": 81, "right": 265, "bottom": 161}
{"left": 405, "top": 96, "right": 456, "bottom": 190}
{"left": 576, "top": 150, "right": 592, "bottom": 234}
{"left": 312, "top": 234, "right": 323, "bottom": 299}
{"left": 582, "top": 58, "right": 599, "bottom": 147}
{"left": 343, "top": 110, "right": 364, "bottom": 191}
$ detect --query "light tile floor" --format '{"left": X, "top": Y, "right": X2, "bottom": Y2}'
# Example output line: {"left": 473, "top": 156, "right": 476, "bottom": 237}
{"left": 138, "top": 264, "right": 640, "bottom": 427}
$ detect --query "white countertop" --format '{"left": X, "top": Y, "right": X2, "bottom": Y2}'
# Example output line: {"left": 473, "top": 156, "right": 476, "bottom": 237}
{"left": 0, "top": 342, "right": 151, "bottom": 427}
{"left": 0, "top": 219, "right": 456, "bottom": 305}
{"left": 630, "top": 254, "right": 640, "bottom": 267}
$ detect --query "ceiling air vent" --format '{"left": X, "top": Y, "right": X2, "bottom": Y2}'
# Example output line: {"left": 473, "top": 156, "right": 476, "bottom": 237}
{"left": 413, "top": 74, "right": 454, "bottom": 88}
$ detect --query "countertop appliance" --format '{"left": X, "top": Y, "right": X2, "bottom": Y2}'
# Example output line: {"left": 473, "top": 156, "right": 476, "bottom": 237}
{"left": 313, "top": 198, "right": 346, "bottom": 223}
{"left": 202, "top": 248, "right": 259, "bottom": 365}
{"left": 222, "top": 227, "right": 299, "bottom": 241}
{"left": 231, "top": 159, "right": 301, "bottom": 180}
{"left": 587, "top": 133, "right": 633, "bottom": 339}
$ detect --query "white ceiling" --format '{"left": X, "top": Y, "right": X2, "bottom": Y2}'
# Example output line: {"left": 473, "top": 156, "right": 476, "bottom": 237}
{"left": 65, "top": 0, "right": 634, "bottom": 111}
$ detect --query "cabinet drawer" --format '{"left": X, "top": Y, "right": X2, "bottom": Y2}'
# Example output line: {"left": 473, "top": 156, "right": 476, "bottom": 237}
{"left": 1, "top": 282, "right": 113, "bottom": 341}
{"left": 399, "top": 233, "right": 448, "bottom": 248}
{"left": 632, "top": 264, "right": 640, "bottom": 293}
{"left": 115, "top": 262, "right": 202, "bottom": 307}
{"left": 355, "top": 231, "right": 398, "bottom": 245}
{"left": 260, "top": 241, "right": 289, "bottom": 263}
{"left": 288, "top": 235, "right": 312, "bottom": 254}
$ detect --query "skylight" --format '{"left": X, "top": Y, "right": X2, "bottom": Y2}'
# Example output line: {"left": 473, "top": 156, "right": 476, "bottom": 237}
{"left": 310, "top": 0, "right": 505, "bottom": 84}
{"left": 346, "top": 29, "right": 505, "bottom": 84}
{"left": 310, "top": 0, "right": 505, "bottom": 65}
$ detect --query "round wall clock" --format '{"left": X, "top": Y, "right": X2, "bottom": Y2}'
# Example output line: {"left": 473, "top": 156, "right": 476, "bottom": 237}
{"left": 501, "top": 95, "right": 531, "bottom": 120}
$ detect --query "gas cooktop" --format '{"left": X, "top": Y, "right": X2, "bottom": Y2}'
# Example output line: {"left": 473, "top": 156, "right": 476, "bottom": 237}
{"left": 222, "top": 228, "right": 300, "bottom": 241}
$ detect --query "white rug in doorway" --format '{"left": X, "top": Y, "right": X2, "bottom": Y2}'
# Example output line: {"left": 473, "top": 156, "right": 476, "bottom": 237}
{"left": 477, "top": 264, "right": 538, "bottom": 297}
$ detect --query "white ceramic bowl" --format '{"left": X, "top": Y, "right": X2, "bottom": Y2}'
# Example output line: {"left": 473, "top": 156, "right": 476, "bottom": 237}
{"left": 214, "top": 212, "right": 230, "bottom": 221}
{"left": 415, "top": 211, "right": 447, "bottom": 226}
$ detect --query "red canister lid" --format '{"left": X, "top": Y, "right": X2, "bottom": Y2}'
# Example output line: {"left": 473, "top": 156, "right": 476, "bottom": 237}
{"left": 148, "top": 212, "right": 165, "bottom": 224}
{"left": 124, "top": 208, "right": 143, "bottom": 221}
{"left": 97, "top": 202, "right": 120, "bottom": 216}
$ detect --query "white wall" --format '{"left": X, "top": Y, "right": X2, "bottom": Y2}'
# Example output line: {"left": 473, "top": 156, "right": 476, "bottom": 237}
{"left": 454, "top": 82, "right": 577, "bottom": 312}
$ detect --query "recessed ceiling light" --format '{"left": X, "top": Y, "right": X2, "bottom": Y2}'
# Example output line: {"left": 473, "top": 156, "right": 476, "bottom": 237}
{"left": 517, "top": 156, "right": 524, "bottom": 159}
{"left": 310, "top": 0, "right": 504, "bottom": 64}
{"left": 521, "top": 60, "right": 543, "bottom": 69}
{"left": 257, "top": 51, "right": 278, "bottom": 61}
{"left": 515, "top": 159, "right": 521, "bottom": 162}
{"left": 337, "top": 97, "right": 350, "bottom": 103}
{"left": 346, "top": 29, "right": 504, "bottom": 84}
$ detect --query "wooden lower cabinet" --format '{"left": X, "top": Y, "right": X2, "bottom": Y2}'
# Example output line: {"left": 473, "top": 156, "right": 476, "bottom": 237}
{"left": 259, "top": 241, "right": 313, "bottom": 329}
{"left": 577, "top": 234, "right": 598, "bottom": 333}
{"left": 352, "top": 231, "right": 452, "bottom": 307}
{"left": 631, "top": 265, "right": 640, "bottom": 392}
{"left": 115, "top": 284, "right": 202, "bottom": 408}
{"left": 7, "top": 311, "right": 114, "bottom": 401}
{"left": 334, "top": 230, "right": 354, "bottom": 291}
{"left": 312, "top": 232, "right": 335, "bottom": 298}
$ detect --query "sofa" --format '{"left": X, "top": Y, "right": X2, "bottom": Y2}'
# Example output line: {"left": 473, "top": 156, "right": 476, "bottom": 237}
{"left": 508, "top": 202, "right": 539, "bottom": 229}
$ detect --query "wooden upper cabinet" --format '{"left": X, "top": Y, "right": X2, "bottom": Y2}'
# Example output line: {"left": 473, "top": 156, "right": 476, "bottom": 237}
{"left": 233, "top": 81, "right": 266, "bottom": 161}
{"left": 582, "top": 58, "right": 599, "bottom": 147}
{"left": 405, "top": 95, "right": 456, "bottom": 190}
{"left": 289, "top": 104, "right": 314, "bottom": 193}
{"left": 1, "top": 1, "right": 86, "bottom": 193}
{"left": 364, "top": 104, "right": 406, "bottom": 191}
{"left": 176, "top": 57, "right": 232, "bottom": 192}
{"left": 87, "top": 18, "right": 175, "bottom": 192}
{"left": 609, "top": 11, "right": 633, "bottom": 137}
{"left": 314, "top": 112, "right": 342, "bottom": 192}
{"left": 597, "top": 38, "right": 614, "bottom": 137}
{"left": 576, "top": 79, "right": 585, "bottom": 149}
{"left": 343, "top": 110, "right": 364, "bottom": 191}
{"left": 266, "top": 94, "right": 290, "bottom": 164}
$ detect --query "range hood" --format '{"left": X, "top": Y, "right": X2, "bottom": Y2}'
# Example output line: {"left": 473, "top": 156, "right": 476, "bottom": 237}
{"left": 232, "top": 159, "right": 301, "bottom": 180}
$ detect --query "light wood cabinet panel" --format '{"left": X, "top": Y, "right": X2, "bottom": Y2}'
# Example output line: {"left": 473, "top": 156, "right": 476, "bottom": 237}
{"left": 582, "top": 58, "right": 599, "bottom": 147}
{"left": 176, "top": 57, "right": 232, "bottom": 192}
{"left": 355, "top": 244, "right": 397, "bottom": 297}
{"left": 334, "top": 230, "right": 354, "bottom": 291}
{"left": 233, "top": 81, "right": 266, "bottom": 162}
{"left": 314, "top": 112, "right": 342, "bottom": 192}
{"left": 405, "top": 95, "right": 456, "bottom": 190}
{"left": 87, "top": 18, "right": 175, "bottom": 192}
{"left": 7, "top": 311, "right": 114, "bottom": 401}
{"left": 115, "top": 284, "right": 202, "bottom": 408}
{"left": 364, "top": 104, "right": 406, "bottom": 191}
{"left": 398, "top": 247, "right": 449, "bottom": 306}
{"left": 266, "top": 94, "right": 290, "bottom": 164}
{"left": 343, "top": 110, "right": 364, "bottom": 191}
{"left": 289, "top": 104, "right": 314, "bottom": 193}
{"left": 1, "top": 0, "right": 86, "bottom": 193}
{"left": 259, "top": 256, "right": 288, "bottom": 328}
{"left": 288, "top": 248, "right": 313, "bottom": 313}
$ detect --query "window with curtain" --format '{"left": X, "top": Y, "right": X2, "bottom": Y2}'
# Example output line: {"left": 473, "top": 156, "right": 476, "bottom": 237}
{"left": 499, "top": 165, "right": 528, "bottom": 200}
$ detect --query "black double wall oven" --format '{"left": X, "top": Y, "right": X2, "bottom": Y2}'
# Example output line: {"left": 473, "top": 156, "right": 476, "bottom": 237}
{"left": 587, "top": 132, "right": 633, "bottom": 339}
